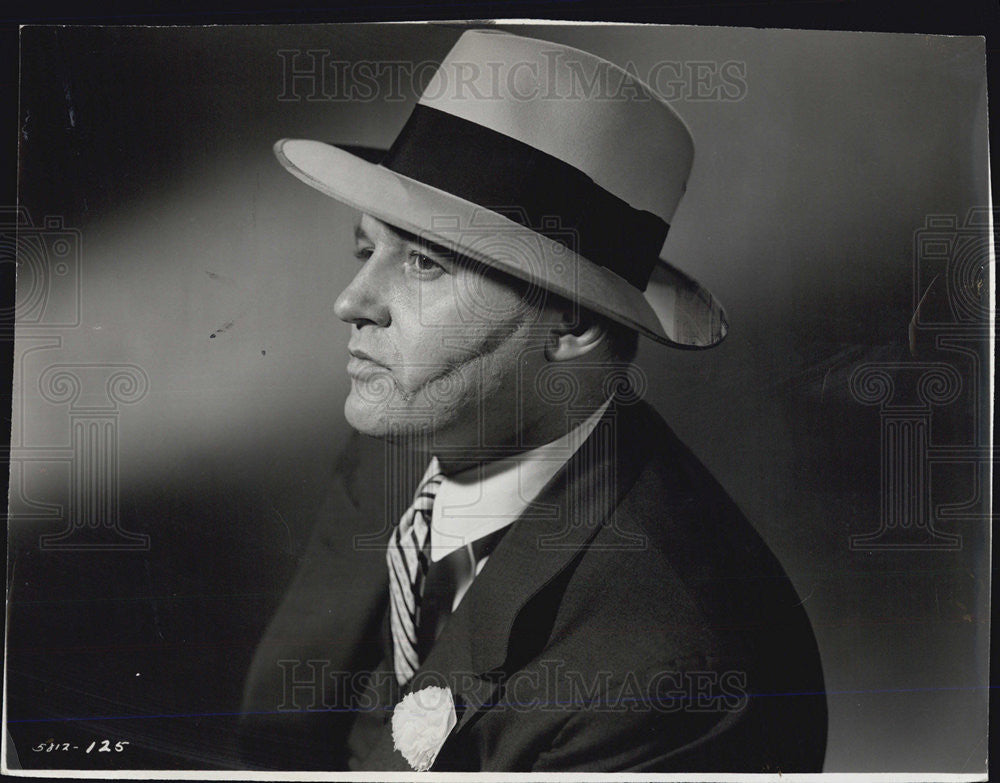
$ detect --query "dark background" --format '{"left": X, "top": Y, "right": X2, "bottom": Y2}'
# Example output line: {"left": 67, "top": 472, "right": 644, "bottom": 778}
{"left": 1, "top": 4, "right": 995, "bottom": 776}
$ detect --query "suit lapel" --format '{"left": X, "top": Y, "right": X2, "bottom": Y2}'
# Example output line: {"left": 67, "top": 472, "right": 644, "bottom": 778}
{"left": 437, "top": 400, "right": 645, "bottom": 764}
{"left": 270, "top": 431, "right": 422, "bottom": 697}
{"left": 358, "top": 401, "right": 649, "bottom": 770}
{"left": 239, "top": 432, "right": 407, "bottom": 768}
{"left": 318, "top": 434, "right": 398, "bottom": 676}
{"left": 356, "top": 601, "right": 479, "bottom": 770}
{"left": 462, "top": 399, "right": 642, "bottom": 678}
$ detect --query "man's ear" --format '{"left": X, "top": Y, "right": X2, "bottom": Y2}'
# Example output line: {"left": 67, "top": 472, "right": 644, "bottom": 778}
{"left": 544, "top": 311, "right": 609, "bottom": 362}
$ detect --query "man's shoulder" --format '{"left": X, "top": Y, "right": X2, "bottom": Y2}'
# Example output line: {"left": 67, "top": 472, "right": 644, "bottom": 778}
{"left": 600, "top": 399, "right": 777, "bottom": 566}
{"left": 610, "top": 399, "right": 745, "bottom": 523}
{"left": 561, "top": 398, "right": 821, "bottom": 672}
{"left": 517, "top": 399, "right": 828, "bottom": 771}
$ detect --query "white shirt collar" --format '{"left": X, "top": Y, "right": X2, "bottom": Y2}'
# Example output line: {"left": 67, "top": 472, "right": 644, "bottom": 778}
{"left": 427, "top": 398, "right": 612, "bottom": 562}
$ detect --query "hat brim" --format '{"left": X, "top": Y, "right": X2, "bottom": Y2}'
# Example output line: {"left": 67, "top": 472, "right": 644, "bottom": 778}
{"left": 274, "top": 138, "right": 727, "bottom": 349}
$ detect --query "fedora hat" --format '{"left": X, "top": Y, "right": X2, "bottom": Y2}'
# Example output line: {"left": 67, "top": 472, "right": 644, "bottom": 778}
{"left": 274, "top": 29, "right": 727, "bottom": 348}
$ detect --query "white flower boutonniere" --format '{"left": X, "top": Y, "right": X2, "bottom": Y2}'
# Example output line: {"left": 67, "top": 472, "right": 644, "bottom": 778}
{"left": 391, "top": 686, "right": 458, "bottom": 771}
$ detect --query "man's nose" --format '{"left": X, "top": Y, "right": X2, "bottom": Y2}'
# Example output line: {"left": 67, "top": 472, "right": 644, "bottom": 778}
{"left": 333, "top": 258, "right": 391, "bottom": 327}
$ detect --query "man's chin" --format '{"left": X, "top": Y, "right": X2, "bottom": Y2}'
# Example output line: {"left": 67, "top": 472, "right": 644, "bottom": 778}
{"left": 343, "top": 395, "right": 388, "bottom": 438}
{"left": 343, "top": 393, "right": 434, "bottom": 441}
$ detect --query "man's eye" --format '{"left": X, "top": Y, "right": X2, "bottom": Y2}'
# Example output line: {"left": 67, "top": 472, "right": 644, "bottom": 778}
{"left": 407, "top": 250, "right": 444, "bottom": 274}
{"left": 354, "top": 246, "right": 374, "bottom": 262}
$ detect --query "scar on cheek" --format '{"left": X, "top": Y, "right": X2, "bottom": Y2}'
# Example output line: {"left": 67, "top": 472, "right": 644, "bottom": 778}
{"left": 388, "top": 320, "right": 526, "bottom": 402}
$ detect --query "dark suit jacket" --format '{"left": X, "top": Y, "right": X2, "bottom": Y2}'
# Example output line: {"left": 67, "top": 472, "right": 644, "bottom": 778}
{"left": 238, "top": 399, "right": 827, "bottom": 771}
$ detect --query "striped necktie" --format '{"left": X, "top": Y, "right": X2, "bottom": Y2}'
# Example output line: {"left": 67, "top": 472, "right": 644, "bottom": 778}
{"left": 386, "top": 470, "right": 444, "bottom": 686}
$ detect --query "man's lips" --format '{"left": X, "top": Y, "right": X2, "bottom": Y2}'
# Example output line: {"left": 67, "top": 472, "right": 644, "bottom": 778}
{"left": 347, "top": 348, "right": 391, "bottom": 379}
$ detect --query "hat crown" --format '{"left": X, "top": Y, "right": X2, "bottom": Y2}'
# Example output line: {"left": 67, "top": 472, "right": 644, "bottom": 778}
{"left": 418, "top": 30, "right": 694, "bottom": 223}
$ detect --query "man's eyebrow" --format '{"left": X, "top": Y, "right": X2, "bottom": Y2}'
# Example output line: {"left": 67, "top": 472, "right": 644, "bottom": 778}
{"left": 396, "top": 227, "right": 455, "bottom": 259}
{"left": 415, "top": 236, "right": 456, "bottom": 259}
{"left": 382, "top": 221, "right": 457, "bottom": 260}
{"left": 354, "top": 219, "right": 458, "bottom": 262}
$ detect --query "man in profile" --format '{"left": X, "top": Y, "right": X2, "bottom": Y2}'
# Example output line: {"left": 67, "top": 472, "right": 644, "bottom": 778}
{"left": 240, "top": 29, "right": 827, "bottom": 772}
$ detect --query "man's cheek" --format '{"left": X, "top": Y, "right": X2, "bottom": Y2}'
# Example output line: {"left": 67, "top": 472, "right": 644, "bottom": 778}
{"left": 342, "top": 372, "right": 403, "bottom": 424}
